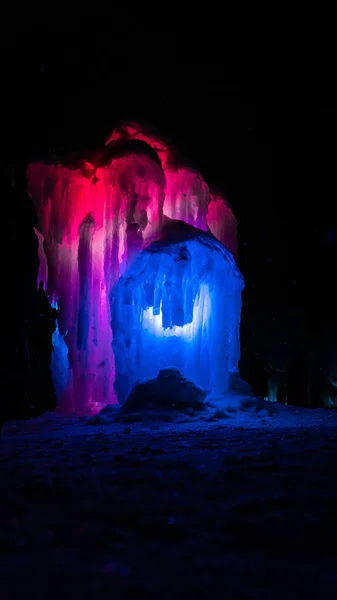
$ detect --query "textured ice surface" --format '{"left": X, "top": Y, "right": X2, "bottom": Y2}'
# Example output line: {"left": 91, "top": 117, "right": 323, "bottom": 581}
{"left": 111, "top": 221, "right": 244, "bottom": 404}
{"left": 27, "top": 152, "right": 165, "bottom": 414}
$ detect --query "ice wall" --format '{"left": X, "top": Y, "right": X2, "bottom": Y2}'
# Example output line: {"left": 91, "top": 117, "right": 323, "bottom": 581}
{"left": 107, "top": 123, "right": 238, "bottom": 255}
{"left": 27, "top": 122, "right": 240, "bottom": 415}
{"left": 163, "top": 168, "right": 210, "bottom": 231}
{"left": 111, "top": 223, "right": 244, "bottom": 404}
{"left": 206, "top": 193, "right": 238, "bottom": 259}
{"left": 27, "top": 153, "right": 165, "bottom": 414}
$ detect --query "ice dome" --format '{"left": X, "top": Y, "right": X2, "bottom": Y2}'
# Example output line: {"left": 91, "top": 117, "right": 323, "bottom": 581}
{"left": 111, "top": 219, "right": 244, "bottom": 404}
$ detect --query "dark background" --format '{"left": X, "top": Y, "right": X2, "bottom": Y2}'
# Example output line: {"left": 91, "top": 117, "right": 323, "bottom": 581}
{"left": 1, "top": 25, "right": 336, "bottom": 374}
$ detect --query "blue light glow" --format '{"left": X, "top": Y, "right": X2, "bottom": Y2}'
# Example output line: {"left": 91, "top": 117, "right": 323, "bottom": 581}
{"left": 142, "top": 284, "right": 211, "bottom": 340}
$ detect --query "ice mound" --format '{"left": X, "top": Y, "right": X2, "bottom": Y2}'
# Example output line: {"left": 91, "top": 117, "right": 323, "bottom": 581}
{"left": 85, "top": 388, "right": 275, "bottom": 425}
{"left": 85, "top": 368, "right": 207, "bottom": 424}
{"left": 122, "top": 368, "right": 207, "bottom": 413}
{"left": 86, "top": 369, "right": 272, "bottom": 426}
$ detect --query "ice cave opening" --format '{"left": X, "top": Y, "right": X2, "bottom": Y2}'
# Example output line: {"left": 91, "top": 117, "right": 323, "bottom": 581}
{"left": 27, "top": 122, "right": 243, "bottom": 415}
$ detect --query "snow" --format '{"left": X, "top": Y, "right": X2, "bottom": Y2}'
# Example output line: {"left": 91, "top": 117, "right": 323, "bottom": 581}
{"left": 111, "top": 223, "right": 244, "bottom": 404}
{"left": 1, "top": 402, "right": 337, "bottom": 597}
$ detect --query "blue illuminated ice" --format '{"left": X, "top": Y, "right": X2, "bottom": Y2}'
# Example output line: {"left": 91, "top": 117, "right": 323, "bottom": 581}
{"left": 110, "top": 219, "right": 244, "bottom": 404}
{"left": 50, "top": 301, "right": 70, "bottom": 402}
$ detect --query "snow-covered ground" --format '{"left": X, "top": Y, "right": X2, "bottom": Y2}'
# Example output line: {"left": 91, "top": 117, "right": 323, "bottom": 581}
{"left": 1, "top": 396, "right": 337, "bottom": 598}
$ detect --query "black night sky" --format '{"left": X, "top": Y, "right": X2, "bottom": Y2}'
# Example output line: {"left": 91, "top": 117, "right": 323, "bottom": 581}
{"left": 2, "top": 25, "right": 336, "bottom": 365}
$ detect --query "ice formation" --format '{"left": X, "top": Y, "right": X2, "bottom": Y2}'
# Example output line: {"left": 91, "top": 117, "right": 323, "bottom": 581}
{"left": 106, "top": 123, "right": 238, "bottom": 257}
{"left": 111, "top": 220, "right": 244, "bottom": 404}
{"left": 27, "top": 122, "right": 242, "bottom": 414}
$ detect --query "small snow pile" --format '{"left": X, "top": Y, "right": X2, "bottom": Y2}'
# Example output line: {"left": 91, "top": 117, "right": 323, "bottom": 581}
{"left": 119, "top": 368, "right": 207, "bottom": 421}
{"left": 203, "top": 387, "right": 281, "bottom": 423}
{"left": 86, "top": 404, "right": 121, "bottom": 425}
